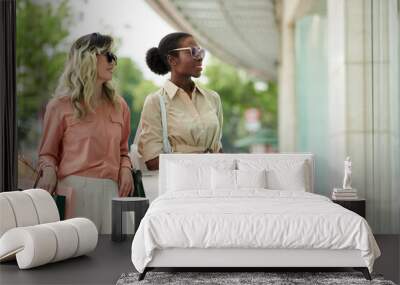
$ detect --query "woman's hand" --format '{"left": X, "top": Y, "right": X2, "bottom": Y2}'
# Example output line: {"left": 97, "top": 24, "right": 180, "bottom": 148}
{"left": 37, "top": 167, "right": 57, "bottom": 195}
{"left": 145, "top": 157, "right": 159, "bottom": 171}
{"left": 118, "top": 167, "right": 133, "bottom": 197}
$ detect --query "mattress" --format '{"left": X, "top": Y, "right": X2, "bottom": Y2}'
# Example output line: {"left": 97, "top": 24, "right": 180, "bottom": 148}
{"left": 131, "top": 190, "right": 380, "bottom": 273}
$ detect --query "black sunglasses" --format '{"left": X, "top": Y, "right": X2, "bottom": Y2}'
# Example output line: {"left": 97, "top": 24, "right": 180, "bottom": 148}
{"left": 104, "top": 51, "right": 117, "bottom": 65}
{"left": 87, "top": 33, "right": 117, "bottom": 64}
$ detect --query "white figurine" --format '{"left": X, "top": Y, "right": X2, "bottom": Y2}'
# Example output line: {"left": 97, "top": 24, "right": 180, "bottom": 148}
{"left": 342, "top": 156, "right": 352, "bottom": 190}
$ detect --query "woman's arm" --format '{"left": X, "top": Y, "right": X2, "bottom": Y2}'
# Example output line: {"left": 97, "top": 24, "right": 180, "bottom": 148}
{"left": 118, "top": 98, "right": 133, "bottom": 197}
{"left": 119, "top": 98, "right": 133, "bottom": 171}
{"left": 138, "top": 94, "right": 164, "bottom": 170}
{"left": 37, "top": 100, "right": 64, "bottom": 193}
{"left": 145, "top": 157, "right": 159, "bottom": 171}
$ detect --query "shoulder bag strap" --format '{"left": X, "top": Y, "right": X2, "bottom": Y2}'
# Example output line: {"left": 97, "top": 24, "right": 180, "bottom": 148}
{"left": 158, "top": 89, "right": 172, "bottom": 153}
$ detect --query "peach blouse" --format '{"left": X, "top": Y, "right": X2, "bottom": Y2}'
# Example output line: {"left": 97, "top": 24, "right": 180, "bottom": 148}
{"left": 38, "top": 95, "right": 132, "bottom": 182}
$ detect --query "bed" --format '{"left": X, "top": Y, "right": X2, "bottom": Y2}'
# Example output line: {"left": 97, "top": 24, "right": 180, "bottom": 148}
{"left": 131, "top": 153, "right": 380, "bottom": 281}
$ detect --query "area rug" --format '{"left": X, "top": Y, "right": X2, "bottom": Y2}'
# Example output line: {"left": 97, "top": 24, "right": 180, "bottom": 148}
{"left": 116, "top": 271, "right": 396, "bottom": 285}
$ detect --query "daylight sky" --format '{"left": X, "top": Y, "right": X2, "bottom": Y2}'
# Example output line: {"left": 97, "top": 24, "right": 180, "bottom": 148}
{"left": 66, "top": 0, "right": 208, "bottom": 86}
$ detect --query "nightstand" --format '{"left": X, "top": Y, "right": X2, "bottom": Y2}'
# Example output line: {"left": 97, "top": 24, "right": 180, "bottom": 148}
{"left": 111, "top": 197, "right": 149, "bottom": 242}
{"left": 332, "top": 198, "right": 366, "bottom": 218}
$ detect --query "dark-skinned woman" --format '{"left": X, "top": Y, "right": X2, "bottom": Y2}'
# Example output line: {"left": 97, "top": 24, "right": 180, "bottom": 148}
{"left": 138, "top": 32, "right": 223, "bottom": 171}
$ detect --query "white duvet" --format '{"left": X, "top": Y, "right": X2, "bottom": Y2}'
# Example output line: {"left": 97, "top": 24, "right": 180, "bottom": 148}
{"left": 131, "top": 190, "right": 380, "bottom": 273}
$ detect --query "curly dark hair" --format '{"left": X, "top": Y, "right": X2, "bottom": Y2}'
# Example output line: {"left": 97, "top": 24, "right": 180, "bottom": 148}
{"left": 145, "top": 32, "right": 192, "bottom": 75}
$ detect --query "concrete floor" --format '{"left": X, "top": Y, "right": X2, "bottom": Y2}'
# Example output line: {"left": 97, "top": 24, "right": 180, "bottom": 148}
{"left": 0, "top": 235, "right": 135, "bottom": 285}
{"left": 0, "top": 235, "right": 399, "bottom": 285}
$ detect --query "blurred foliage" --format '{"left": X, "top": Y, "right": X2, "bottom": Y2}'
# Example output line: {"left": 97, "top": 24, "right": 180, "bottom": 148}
{"left": 113, "top": 57, "right": 158, "bottom": 145}
{"left": 16, "top": 0, "right": 71, "bottom": 148}
{"left": 203, "top": 57, "right": 278, "bottom": 152}
{"left": 16, "top": 1, "right": 278, "bottom": 160}
{"left": 114, "top": 56, "right": 279, "bottom": 152}
{"left": 234, "top": 129, "right": 278, "bottom": 149}
{"left": 15, "top": 0, "right": 158, "bottom": 150}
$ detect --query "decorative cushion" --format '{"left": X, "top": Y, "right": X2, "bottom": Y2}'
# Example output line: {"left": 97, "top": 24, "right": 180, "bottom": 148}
{"left": 236, "top": 169, "right": 268, "bottom": 189}
{"left": 211, "top": 168, "right": 236, "bottom": 190}
{"left": 164, "top": 158, "right": 236, "bottom": 193}
{"left": 167, "top": 162, "right": 211, "bottom": 191}
{"left": 211, "top": 169, "right": 268, "bottom": 191}
{"left": 237, "top": 159, "right": 308, "bottom": 191}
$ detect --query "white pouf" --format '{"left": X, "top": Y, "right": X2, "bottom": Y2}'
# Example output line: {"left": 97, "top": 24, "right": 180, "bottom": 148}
{"left": 1, "top": 191, "right": 40, "bottom": 227}
{"left": 0, "top": 189, "right": 98, "bottom": 269}
{"left": 0, "top": 218, "right": 97, "bottom": 269}
{"left": 0, "top": 196, "right": 17, "bottom": 237}
{"left": 24, "top": 188, "right": 60, "bottom": 223}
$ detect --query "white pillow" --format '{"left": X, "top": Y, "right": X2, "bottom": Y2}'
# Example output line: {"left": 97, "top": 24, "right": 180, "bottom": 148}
{"left": 237, "top": 159, "right": 308, "bottom": 191}
{"left": 167, "top": 162, "right": 211, "bottom": 191}
{"left": 211, "top": 169, "right": 268, "bottom": 190}
{"left": 211, "top": 168, "right": 236, "bottom": 190}
{"left": 236, "top": 169, "right": 267, "bottom": 189}
{"left": 266, "top": 167, "right": 306, "bottom": 191}
{"left": 165, "top": 158, "right": 236, "bottom": 192}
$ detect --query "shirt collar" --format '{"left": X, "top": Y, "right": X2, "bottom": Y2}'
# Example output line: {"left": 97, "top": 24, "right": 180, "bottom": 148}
{"left": 163, "top": 80, "right": 206, "bottom": 99}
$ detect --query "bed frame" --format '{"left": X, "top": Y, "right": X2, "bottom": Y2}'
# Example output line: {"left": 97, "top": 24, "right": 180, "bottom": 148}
{"left": 140, "top": 248, "right": 371, "bottom": 280}
{"left": 138, "top": 154, "right": 372, "bottom": 281}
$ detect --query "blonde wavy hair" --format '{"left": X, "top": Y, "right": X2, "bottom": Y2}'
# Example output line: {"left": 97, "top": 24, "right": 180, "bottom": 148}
{"left": 54, "top": 33, "right": 119, "bottom": 118}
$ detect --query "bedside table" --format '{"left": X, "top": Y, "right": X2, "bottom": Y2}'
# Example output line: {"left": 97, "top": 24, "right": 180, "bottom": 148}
{"left": 332, "top": 198, "right": 366, "bottom": 218}
{"left": 111, "top": 197, "right": 149, "bottom": 242}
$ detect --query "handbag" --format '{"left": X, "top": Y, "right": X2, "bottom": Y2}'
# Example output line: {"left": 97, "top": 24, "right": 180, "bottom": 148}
{"left": 131, "top": 169, "right": 146, "bottom": 198}
{"left": 129, "top": 119, "right": 147, "bottom": 198}
{"left": 129, "top": 89, "right": 172, "bottom": 197}
{"left": 33, "top": 168, "right": 69, "bottom": 220}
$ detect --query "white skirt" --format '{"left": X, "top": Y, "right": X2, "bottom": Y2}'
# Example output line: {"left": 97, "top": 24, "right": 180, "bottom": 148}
{"left": 58, "top": 175, "right": 134, "bottom": 235}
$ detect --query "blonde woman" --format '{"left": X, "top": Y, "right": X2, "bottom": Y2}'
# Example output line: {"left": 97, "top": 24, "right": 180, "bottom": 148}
{"left": 38, "top": 33, "right": 133, "bottom": 234}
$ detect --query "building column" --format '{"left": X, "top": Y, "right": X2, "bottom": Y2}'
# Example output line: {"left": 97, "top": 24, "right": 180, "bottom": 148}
{"left": 278, "top": 0, "right": 301, "bottom": 152}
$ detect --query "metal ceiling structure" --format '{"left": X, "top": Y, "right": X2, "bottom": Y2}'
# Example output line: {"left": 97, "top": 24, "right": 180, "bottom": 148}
{"left": 146, "top": 0, "right": 280, "bottom": 80}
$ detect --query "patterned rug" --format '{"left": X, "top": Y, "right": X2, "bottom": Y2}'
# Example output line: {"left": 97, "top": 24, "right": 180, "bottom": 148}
{"left": 116, "top": 271, "right": 396, "bottom": 285}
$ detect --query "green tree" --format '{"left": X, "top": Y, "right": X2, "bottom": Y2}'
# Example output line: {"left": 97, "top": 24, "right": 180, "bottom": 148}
{"left": 16, "top": 0, "right": 71, "bottom": 148}
{"left": 203, "top": 57, "right": 278, "bottom": 152}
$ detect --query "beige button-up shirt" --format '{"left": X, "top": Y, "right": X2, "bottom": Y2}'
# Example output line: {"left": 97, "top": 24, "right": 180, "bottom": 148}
{"left": 138, "top": 80, "right": 223, "bottom": 162}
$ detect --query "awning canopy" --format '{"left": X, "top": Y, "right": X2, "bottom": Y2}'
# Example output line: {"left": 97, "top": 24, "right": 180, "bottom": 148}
{"left": 146, "top": 0, "right": 279, "bottom": 80}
